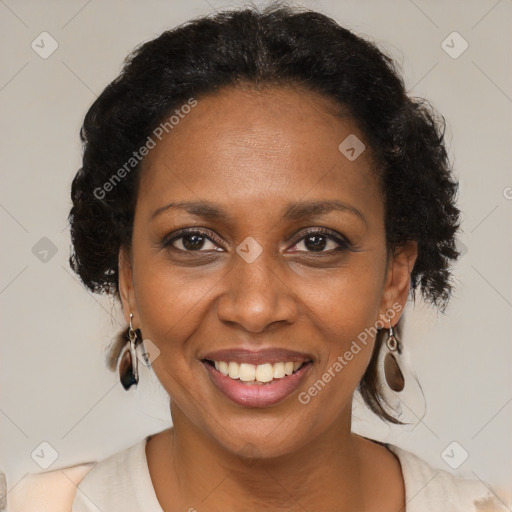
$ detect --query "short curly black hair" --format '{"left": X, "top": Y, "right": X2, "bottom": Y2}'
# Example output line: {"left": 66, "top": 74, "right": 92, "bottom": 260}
{"left": 68, "top": 3, "right": 460, "bottom": 423}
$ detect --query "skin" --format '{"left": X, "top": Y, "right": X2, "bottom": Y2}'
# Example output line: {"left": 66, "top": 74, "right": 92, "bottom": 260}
{"left": 118, "top": 84, "right": 417, "bottom": 511}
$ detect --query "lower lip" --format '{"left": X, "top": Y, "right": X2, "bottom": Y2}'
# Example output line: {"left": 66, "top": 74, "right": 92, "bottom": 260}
{"left": 202, "top": 361, "right": 312, "bottom": 408}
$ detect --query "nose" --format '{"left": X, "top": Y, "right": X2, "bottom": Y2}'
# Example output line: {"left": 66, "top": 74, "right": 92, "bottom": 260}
{"left": 215, "top": 250, "right": 298, "bottom": 334}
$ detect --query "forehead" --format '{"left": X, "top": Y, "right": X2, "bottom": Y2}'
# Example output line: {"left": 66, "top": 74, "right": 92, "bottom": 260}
{"left": 137, "top": 85, "right": 382, "bottom": 222}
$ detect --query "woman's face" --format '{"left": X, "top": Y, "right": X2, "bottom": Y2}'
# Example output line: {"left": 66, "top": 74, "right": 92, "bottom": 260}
{"left": 119, "top": 85, "right": 416, "bottom": 457}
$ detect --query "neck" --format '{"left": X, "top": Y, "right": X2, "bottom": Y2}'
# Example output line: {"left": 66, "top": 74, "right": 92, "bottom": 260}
{"left": 153, "top": 402, "right": 373, "bottom": 511}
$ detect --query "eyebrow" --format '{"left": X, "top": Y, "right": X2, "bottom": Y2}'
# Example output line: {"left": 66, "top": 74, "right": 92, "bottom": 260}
{"left": 283, "top": 199, "right": 366, "bottom": 225}
{"left": 151, "top": 201, "right": 230, "bottom": 221}
{"left": 151, "top": 199, "right": 367, "bottom": 225}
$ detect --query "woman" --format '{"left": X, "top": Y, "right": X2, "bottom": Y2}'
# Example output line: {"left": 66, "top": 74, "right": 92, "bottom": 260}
{"left": 61, "top": 4, "right": 506, "bottom": 511}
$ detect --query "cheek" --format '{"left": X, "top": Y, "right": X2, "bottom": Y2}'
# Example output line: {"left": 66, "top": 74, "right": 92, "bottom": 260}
{"left": 295, "top": 254, "right": 386, "bottom": 404}
{"left": 133, "top": 262, "right": 217, "bottom": 342}
{"left": 131, "top": 268, "right": 212, "bottom": 409}
{"left": 302, "top": 253, "right": 387, "bottom": 341}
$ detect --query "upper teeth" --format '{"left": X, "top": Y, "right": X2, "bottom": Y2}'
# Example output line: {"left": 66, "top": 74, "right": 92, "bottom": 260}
{"left": 213, "top": 361, "right": 303, "bottom": 383}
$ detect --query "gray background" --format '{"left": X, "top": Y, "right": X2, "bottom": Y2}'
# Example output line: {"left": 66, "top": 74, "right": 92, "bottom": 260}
{"left": 1, "top": 0, "right": 511, "bottom": 505}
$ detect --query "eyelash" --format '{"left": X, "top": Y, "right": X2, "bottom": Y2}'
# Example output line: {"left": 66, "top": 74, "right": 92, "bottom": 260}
{"left": 161, "top": 227, "right": 353, "bottom": 254}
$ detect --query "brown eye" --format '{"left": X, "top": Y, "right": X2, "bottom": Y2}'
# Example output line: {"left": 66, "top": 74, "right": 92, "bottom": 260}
{"left": 163, "top": 229, "right": 223, "bottom": 252}
{"left": 303, "top": 234, "right": 328, "bottom": 252}
{"left": 181, "top": 233, "right": 207, "bottom": 251}
{"left": 173, "top": 233, "right": 219, "bottom": 251}
{"left": 289, "top": 229, "right": 350, "bottom": 253}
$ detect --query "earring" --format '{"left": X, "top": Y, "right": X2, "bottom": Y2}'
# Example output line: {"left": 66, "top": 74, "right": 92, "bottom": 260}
{"left": 376, "top": 316, "right": 426, "bottom": 424}
{"left": 381, "top": 319, "right": 405, "bottom": 392}
{"left": 118, "top": 313, "right": 140, "bottom": 390}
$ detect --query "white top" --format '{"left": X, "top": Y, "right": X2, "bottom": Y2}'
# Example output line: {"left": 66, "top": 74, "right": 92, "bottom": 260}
{"left": 70, "top": 436, "right": 508, "bottom": 512}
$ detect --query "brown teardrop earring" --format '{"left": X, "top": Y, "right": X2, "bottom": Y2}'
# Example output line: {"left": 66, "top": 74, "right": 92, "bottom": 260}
{"left": 383, "top": 319, "right": 405, "bottom": 392}
{"left": 118, "top": 313, "right": 141, "bottom": 390}
{"left": 376, "top": 314, "right": 427, "bottom": 424}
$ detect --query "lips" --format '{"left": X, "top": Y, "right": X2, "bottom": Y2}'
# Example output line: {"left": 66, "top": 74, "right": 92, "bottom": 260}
{"left": 201, "top": 348, "right": 313, "bottom": 407}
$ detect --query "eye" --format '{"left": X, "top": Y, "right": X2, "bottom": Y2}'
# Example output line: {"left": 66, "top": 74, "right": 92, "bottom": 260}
{"left": 288, "top": 229, "right": 351, "bottom": 253}
{"left": 163, "top": 229, "right": 223, "bottom": 252}
{"left": 162, "top": 227, "right": 352, "bottom": 254}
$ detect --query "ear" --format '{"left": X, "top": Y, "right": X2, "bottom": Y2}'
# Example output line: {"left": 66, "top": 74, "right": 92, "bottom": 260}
{"left": 118, "top": 246, "right": 139, "bottom": 326}
{"left": 378, "top": 241, "right": 418, "bottom": 323}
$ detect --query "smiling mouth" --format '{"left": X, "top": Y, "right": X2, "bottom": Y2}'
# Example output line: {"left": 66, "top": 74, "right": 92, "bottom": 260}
{"left": 203, "top": 359, "right": 313, "bottom": 385}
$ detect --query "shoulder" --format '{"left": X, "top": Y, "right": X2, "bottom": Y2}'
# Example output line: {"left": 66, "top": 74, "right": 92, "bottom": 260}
{"left": 72, "top": 436, "right": 163, "bottom": 511}
{"left": 386, "top": 443, "right": 509, "bottom": 512}
{"left": 7, "top": 437, "right": 160, "bottom": 512}
{"left": 7, "top": 462, "right": 95, "bottom": 512}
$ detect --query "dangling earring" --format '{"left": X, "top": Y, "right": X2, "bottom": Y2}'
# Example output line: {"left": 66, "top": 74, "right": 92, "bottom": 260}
{"left": 376, "top": 316, "right": 426, "bottom": 424}
{"left": 118, "top": 313, "right": 140, "bottom": 390}
{"left": 382, "top": 319, "right": 405, "bottom": 392}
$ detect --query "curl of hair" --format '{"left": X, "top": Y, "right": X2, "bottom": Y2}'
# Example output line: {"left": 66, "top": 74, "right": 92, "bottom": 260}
{"left": 69, "top": 4, "right": 460, "bottom": 422}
